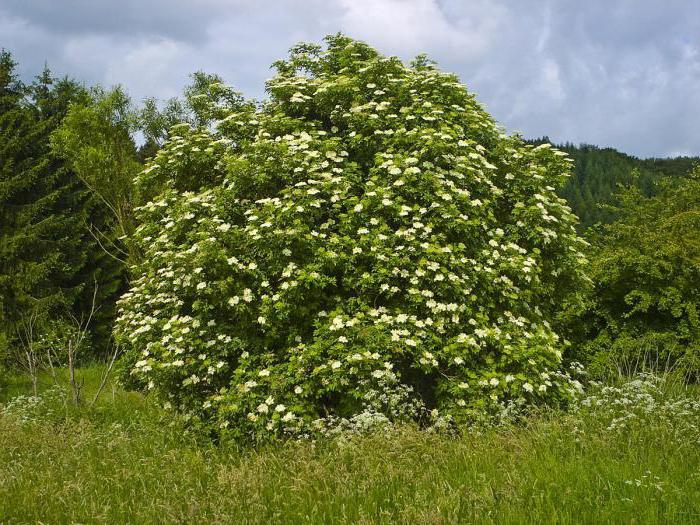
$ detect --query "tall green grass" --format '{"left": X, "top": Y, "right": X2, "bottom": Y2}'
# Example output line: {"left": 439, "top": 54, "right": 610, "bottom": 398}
{"left": 1, "top": 369, "right": 699, "bottom": 524}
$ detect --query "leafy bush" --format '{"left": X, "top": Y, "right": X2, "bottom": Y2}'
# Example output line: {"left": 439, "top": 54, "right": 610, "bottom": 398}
{"left": 571, "top": 169, "right": 700, "bottom": 379}
{"left": 115, "top": 35, "right": 587, "bottom": 442}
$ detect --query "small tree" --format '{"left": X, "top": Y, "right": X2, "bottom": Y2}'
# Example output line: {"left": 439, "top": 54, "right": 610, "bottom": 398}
{"left": 50, "top": 86, "right": 142, "bottom": 263}
{"left": 15, "top": 308, "right": 44, "bottom": 396}
{"left": 116, "top": 35, "right": 587, "bottom": 442}
{"left": 10, "top": 282, "right": 120, "bottom": 405}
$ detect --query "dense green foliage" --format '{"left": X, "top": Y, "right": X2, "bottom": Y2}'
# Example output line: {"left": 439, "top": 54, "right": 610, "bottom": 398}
{"left": 51, "top": 86, "right": 142, "bottom": 258}
{"left": 115, "top": 36, "right": 588, "bottom": 442}
{"left": 2, "top": 367, "right": 699, "bottom": 524}
{"left": 571, "top": 170, "right": 700, "bottom": 378}
{"left": 0, "top": 51, "right": 123, "bottom": 355}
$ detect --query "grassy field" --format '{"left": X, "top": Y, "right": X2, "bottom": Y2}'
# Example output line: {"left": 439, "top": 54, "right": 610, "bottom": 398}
{"left": 1, "top": 367, "right": 699, "bottom": 524}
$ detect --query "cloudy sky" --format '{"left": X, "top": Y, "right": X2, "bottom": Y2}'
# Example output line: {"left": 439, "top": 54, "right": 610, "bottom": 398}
{"left": 2, "top": 0, "right": 699, "bottom": 157}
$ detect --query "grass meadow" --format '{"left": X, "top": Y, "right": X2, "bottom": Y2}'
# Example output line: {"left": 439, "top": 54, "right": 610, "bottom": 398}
{"left": 1, "top": 367, "right": 699, "bottom": 524}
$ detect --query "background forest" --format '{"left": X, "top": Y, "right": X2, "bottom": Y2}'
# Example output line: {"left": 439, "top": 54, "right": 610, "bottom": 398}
{"left": 2, "top": 49, "right": 697, "bottom": 380}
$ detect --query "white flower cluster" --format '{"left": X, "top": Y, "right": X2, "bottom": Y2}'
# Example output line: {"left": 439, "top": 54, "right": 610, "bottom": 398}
{"left": 574, "top": 374, "right": 700, "bottom": 436}
{"left": 1, "top": 386, "right": 67, "bottom": 424}
{"left": 115, "top": 35, "right": 587, "bottom": 443}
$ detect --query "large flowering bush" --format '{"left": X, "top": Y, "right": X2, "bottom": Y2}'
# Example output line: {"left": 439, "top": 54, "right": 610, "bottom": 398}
{"left": 115, "top": 35, "right": 587, "bottom": 442}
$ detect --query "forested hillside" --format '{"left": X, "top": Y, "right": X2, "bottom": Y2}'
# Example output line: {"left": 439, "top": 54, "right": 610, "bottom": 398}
{"left": 547, "top": 141, "right": 698, "bottom": 227}
{"left": 528, "top": 138, "right": 699, "bottom": 227}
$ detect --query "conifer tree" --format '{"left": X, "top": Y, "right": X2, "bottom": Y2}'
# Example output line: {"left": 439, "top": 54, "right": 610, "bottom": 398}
{"left": 0, "top": 51, "right": 125, "bottom": 355}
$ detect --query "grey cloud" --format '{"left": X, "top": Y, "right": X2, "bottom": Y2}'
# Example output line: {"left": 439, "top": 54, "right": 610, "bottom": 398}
{"left": 2, "top": 0, "right": 699, "bottom": 157}
{"left": 0, "top": 0, "right": 239, "bottom": 42}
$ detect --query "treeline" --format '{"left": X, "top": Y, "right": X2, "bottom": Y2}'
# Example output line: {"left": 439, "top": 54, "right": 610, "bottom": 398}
{"left": 1, "top": 48, "right": 698, "bottom": 381}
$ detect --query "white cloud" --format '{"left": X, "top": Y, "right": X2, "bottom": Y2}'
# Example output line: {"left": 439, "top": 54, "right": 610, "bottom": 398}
{"left": 335, "top": 0, "right": 506, "bottom": 60}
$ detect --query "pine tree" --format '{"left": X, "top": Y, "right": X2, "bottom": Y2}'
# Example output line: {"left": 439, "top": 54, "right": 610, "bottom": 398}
{"left": 0, "top": 51, "right": 125, "bottom": 355}
{"left": 0, "top": 50, "right": 63, "bottom": 329}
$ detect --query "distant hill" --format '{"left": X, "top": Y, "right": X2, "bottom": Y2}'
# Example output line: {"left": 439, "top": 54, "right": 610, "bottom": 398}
{"left": 530, "top": 138, "right": 699, "bottom": 228}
